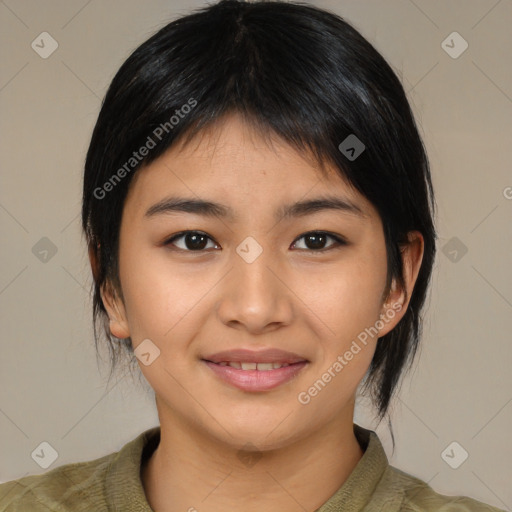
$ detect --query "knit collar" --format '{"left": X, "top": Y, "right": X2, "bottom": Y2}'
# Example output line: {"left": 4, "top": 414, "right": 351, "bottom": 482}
{"left": 105, "top": 423, "right": 388, "bottom": 511}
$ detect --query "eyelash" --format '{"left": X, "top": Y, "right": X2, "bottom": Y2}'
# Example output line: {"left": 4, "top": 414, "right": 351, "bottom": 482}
{"left": 163, "top": 230, "right": 347, "bottom": 253}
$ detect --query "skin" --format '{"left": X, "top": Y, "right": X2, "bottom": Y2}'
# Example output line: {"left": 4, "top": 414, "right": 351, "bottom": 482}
{"left": 99, "top": 113, "right": 424, "bottom": 512}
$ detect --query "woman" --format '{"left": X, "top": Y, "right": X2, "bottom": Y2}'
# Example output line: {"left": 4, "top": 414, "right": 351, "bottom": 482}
{"left": 0, "top": 1, "right": 504, "bottom": 510}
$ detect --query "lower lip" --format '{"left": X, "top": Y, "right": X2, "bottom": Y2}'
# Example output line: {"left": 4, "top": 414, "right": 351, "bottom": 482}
{"left": 203, "top": 361, "right": 308, "bottom": 391}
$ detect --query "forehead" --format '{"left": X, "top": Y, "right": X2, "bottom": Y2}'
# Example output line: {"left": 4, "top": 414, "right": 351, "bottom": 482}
{"left": 124, "top": 113, "right": 376, "bottom": 220}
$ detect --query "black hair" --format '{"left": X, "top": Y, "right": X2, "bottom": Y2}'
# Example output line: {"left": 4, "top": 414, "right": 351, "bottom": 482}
{"left": 82, "top": 0, "right": 436, "bottom": 426}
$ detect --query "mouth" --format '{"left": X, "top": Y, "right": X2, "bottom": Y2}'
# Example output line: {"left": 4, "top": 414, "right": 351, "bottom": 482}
{"left": 201, "top": 357, "right": 309, "bottom": 391}
{"left": 207, "top": 361, "right": 295, "bottom": 370}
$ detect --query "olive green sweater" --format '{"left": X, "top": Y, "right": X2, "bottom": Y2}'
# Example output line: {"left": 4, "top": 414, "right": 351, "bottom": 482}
{"left": 0, "top": 424, "right": 505, "bottom": 511}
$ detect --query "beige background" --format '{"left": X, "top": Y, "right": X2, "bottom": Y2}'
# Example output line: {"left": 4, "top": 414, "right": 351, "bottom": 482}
{"left": 1, "top": 0, "right": 511, "bottom": 509}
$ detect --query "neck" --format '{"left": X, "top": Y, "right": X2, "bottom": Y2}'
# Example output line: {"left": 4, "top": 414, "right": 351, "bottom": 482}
{"left": 141, "top": 404, "right": 364, "bottom": 512}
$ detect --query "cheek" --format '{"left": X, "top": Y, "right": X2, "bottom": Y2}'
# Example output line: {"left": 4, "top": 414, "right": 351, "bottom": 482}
{"left": 299, "top": 253, "right": 387, "bottom": 343}
{"left": 117, "top": 242, "right": 198, "bottom": 341}
{"left": 295, "top": 260, "right": 386, "bottom": 413}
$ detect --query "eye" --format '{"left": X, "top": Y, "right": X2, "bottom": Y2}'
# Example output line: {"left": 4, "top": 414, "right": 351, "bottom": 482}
{"left": 164, "top": 231, "right": 219, "bottom": 251}
{"left": 163, "top": 230, "right": 347, "bottom": 253}
{"left": 291, "top": 231, "right": 347, "bottom": 252}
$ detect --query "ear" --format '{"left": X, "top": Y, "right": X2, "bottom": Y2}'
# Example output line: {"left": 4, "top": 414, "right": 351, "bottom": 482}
{"left": 88, "top": 244, "right": 130, "bottom": 339}
{"left": 100, "top": 281, "right": 131, "bottom": 339}
{"left": 377, "top": 231, "right": 424, "bottom": 337}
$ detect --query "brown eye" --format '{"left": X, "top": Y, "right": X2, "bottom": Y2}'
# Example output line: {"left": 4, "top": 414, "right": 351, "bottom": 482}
{"left": 292, "top": 231, "right": 347, "bottom": 251}
{"left": 165, "top": 231, "right": 218, "bottom": 251}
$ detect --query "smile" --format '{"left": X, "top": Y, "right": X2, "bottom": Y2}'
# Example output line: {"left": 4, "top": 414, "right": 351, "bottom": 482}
{"left": 216, "top": 361, "right": 290, "bottom": 370}
{"left": 203, "top": 360, "right": 308, "bottom": 391}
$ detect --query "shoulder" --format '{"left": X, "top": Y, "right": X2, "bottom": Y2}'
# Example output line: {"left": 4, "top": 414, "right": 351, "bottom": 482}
{"left": 349, "top": 425, "right": 505, "bottom": 512}
{"left": 0, "top": 450, "right": 116, "bottom": 512}
{"left": 0, "top": 427, "right": 159, "bottom": 512}
{"left": 375, "top": 464, "right": 506, "bottom": 512}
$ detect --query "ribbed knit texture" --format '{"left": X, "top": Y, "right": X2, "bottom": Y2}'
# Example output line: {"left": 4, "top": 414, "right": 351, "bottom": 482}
{"left": 0, "top": 424, "right": 504, "bottom": 511}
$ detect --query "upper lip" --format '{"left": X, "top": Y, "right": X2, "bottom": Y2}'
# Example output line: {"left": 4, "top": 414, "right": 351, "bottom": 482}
{"left": 202, "top": 348, "right": 308, "bottom": 364}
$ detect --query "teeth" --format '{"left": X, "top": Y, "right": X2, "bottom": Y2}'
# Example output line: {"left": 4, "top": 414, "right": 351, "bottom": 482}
{"left": 256, "top": 363, "right": 274, "bottom": 371}
{"left": 221, "top": 362, "right": 291, "bottom": 370}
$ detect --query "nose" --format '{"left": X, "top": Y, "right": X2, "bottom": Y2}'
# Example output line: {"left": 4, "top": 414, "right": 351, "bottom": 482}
{"left": 216, "top": 245, "right": 294, "bottom": 335}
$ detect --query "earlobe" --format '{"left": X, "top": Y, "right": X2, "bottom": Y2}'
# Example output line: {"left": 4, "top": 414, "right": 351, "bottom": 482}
{"left": 378, "top": 231, "right": 424, "bottom": 337}
{"left": 89, "top": 244, "right": 130, "bottom": 339}
{"left": 100, "top": 282, "right": 130, "bottom": 339}
{"left": 377, "top": 287, "right": 406, "bottom": 338}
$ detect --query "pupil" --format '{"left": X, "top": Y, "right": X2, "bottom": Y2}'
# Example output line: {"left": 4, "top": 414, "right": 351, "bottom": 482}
{"left": 307, "top": 233, "right": 325, "bottom": 249}
{"left": 186, "top": 233, "right": 207, "bottom": 250}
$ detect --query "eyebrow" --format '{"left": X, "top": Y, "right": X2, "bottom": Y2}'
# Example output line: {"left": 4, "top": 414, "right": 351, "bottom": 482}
{"left": 144, "top": 194, "right": 367, "bottom": 221}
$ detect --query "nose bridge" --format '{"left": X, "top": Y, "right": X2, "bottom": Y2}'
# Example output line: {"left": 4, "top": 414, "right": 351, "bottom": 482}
{"left": 217, "top": 235, "right": 292, "bottom": 332}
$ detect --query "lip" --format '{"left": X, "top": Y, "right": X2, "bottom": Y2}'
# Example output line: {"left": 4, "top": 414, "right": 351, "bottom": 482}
{"left": 202, "top": 348, "right": 308, "bottom": 365}
{"left": 203, "top": 360, "right": 308, "bottom": 391}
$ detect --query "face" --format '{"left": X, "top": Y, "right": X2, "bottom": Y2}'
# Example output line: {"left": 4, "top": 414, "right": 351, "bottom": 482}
{"left": 101, "top": 113, "right": 422, "bottom": 450}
